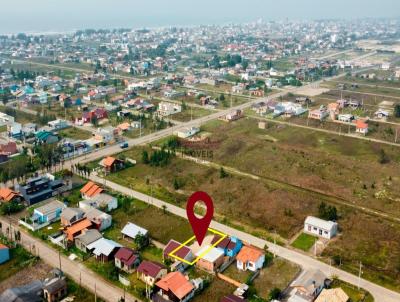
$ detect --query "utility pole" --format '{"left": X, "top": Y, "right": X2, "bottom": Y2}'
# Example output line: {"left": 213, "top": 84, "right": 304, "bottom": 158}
{"left": 358, "top": 262, "right": 363, "bottom": 289}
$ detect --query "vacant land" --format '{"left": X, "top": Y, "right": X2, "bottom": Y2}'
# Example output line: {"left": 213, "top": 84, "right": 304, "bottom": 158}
{"left": 291, "top": 233, "right": 316, "bottom": 251}
{"left": 0, "top": 244, "right": 39, "bottom": 284}
{"left": 253, "top": 258, "right": 300, "bottom": 299}
{"left": 171, "top": 107, "right": 214, "bottom": 122}
{"left": 331, "top": 279, "right": 374, "bottom": 302}
{"left": 192, "top": 277, "right": 236, "bottom": 302}
{"left": 58, "top": 127, "right": 92, "bottom": 140}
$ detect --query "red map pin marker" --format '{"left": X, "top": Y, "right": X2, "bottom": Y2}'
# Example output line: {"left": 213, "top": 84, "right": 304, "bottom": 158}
{"left": 186, "top": 191, "right": 214, "bottom": 246}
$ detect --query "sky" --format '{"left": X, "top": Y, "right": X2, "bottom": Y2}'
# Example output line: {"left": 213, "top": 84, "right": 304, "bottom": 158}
{"left": 0, "top": 0, "right": 399, "bottom": 34}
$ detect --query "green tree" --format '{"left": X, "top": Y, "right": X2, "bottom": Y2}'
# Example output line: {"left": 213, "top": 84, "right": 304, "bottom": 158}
{"left": 219, "top": 167, "right": 228, "bottom": 179}
{"left": 395, "top": 104, "right": 400, "bottom": 118}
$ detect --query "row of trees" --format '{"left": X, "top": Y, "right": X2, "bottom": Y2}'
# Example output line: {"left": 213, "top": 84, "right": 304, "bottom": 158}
{"left": 142, "top": 147, "right": 174, "bottom": 167}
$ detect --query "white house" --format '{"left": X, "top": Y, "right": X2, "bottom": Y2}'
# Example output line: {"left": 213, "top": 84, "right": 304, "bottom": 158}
{"left": 157, "top": 101, "right": 182, "bottom": 117}
{"left": 85, "top": 208, "right": 112, "bottom": 231}
{"left": 0, "top": 112, "right": 15, "bottom": 126}
{"left": 121, "top": 222, "right": 149, "bottom": 240}
{"left": 174, "top": 126, "right": 200, "bottom": 138}
{"left": 304, "top": 216, "right": 338, "bottom": 239}
{"left": 374, "top": 109, "right": 390, "bottom": 120}
{"left": 236, "top": 245, "right": 265, "bottom": 272}
{"left": 79, "top": 193, "right": 118, "bottom": 212}
{"left": 48, "top": 119, "right": 70, "bottom": 131}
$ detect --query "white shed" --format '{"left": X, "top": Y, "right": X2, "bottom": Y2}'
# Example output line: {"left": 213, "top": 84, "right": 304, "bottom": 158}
{"left": 304, "top": 216, "right": 338, "bottom": 239}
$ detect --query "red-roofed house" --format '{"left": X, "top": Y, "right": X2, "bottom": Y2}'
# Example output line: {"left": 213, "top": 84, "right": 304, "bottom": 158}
{"left": 163, "top": 240, "right": 194, "bottom": 271}
{"left": 80, "top": 181, "right": 104, "bottom": 199}
{"left": 137, "top": 261, "right": 167, "bottom": 286}
{"left": 114, "top": 247, "right": 140, "bottom": 273}
{"left": 0, "top": 141, "right": 18, "bottom": 156}
{"left": 355, "top": 120, "right": 369, "bottom": 135}
{"left": 152, "top": 272, "right": 195, "bottom": 302}
{"left": 75, "top": 108, "right": 108, "bottom": 125}
{"left": 99, "top": 156, "right": 125, "bottom": 174}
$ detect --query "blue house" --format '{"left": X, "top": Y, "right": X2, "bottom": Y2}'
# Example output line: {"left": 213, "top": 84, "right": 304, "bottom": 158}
{"left": 211, "top": 235, "right": 243, "bottom": 258}
{"left": 33, "top": 199, "right": 66, "bottom": 224}
{"left": 0, "top": 244, "right": 10, "bottom": 264}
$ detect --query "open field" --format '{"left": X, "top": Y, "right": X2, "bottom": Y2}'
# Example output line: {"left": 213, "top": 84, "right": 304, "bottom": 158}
{"left": 171, "top": 107, "right": 214, "bottom": 122}
{"left": 192, "top": 277, "right": 236, "bottom": 302}
{"left": 58, "top": 127, "right": 92, "bottom": 140}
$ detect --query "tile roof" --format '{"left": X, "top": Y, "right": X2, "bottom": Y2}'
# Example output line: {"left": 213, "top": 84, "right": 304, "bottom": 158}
{"left": 0, "top": 188, "right": 19, "bottom": 202}
{"left": 0, "top": 243, "right": 8, "bottom": 250}
{"left": 80, "top": 181, "right": 103, "bottom": 198}
{"left": 236, "top": 245, "right": 264, "bottom": 263}
{"left": 137, "top": 261, "right": 165, "bottom": 278}
{"left": 64, "top": 218, "right": 92, "bottom": 241}
{"left": 102, "top": 156, "right": 116, "bottom": 167}
{"left": 315, "top": 288, "right": 349, "bottom": 302}
{"left": 155, "top": 272, "right": 194, "bottom": 300}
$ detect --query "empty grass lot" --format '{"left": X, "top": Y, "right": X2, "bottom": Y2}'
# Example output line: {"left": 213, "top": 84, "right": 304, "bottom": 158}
{"left": 291, "top": 233, "right": 317, "bottom": 251}
{"left": 58, "top": 127, "right": 92, "bottom": 140}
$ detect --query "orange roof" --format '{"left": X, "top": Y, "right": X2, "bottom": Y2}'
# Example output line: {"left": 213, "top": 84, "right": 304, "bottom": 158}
{"left": 0, "top": 188, "right": 19, "bottom": 202}
{"left": 118, "top": 122, "right": 130, "bottom": 131}
{"left": 0, "top": 243, "right": 8, "bottom": 250}
{"left": 65, "top": 218, "right": 92, "bottom": 241}
{"left": 80, "top": 181, "right": 103, "bottom": 198}
{"left": 356, "top": 120, "right": 368, "bottom": 129}
{"left": 102, "top": 156, "right": 116, "bottom": 167}
{"left": 236, "top": 245, "right": 264, "bottom": 263}
{"left": 155, "top": 272, "right": 194, "bottom": 299}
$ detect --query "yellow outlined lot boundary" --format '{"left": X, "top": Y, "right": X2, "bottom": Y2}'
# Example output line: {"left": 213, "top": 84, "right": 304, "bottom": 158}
{"left": 168, "top": 228, "right": 228, "bottom": 265}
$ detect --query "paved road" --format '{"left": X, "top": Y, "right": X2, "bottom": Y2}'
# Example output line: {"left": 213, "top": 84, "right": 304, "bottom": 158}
{"left": 89, "top": 174, "right": 400, "bottom": 302}
{"left": 0, "top": 216, "right": 141, "bottom": 302}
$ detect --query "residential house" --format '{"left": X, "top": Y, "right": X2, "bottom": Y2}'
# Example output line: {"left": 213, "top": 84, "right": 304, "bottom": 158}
{"left": 117, "top": 122, "right": 132, "bottom": 133}
{"left": 121, "top": 222, "right": 149, "bottom": 241}
{"left": 157, "top": 101, "right": 182, "bottom": 117}
{"left": 86, "top": 238, "right": 122, "bottom": 262}
{"left": 94, "top": 126, "right": 117, "bottom": 144}
{"left": 35, "top": 131, "right": 59, "bottom": 144}
{"left": 304, "top": 216, "right": 338, "bottom": 240}
{"left": 0, "top": 142, "right": 18, "bottom": 159}
{"left": 47, "top": 119, "right": 69, "bottom": 131}
{"left": 174, "top": 127, "right": 200, "bottom": 139}
{"left": 308, "top": 106, "right": 328, "bottom": 121}
{"left": 115, "top": 247, "right": 140, "bottom": 273}
{"left": 85, "top": 208, "right": 112, "bottom": 231}
{"left": 336, "top": 99, "right": 348, "bottom": 108}
{"left": 236, "top": 245, "right": 265, "bottom": 272}
{"left": 60, "top": 207, "right": 85, "bottom": 227}
{"left": 32, "top": 200, "right": 66, "bottom": 224}
{"left": 75, "top": 108, "right": 108, "bottom": 125}
{"left": 211, "top": 235, "right": 242, "bottom": 258}
{"left": 195, "top": 246, "right": 225, "bottom": 273}
{"left": 374, "top": 109, "right": 390, "bottom": 120}
{"left": 314, "top": 288, "right": 349, "bottom": 302}
{"left": 80, "top": 181, "right": 104, "bottom": 200}
{"left": 137, "top": 261, "right": 168, "bottom": 286}
{"left": 327, "top": 103, "right": 340, "bottom": 120}
{"left": 221, "top": 110, "right": 243, "bottom": 122}
{"left": 74, "top": 229, "right": 103, "bottom": 253}
{"left": 338, "top": 114, "right": 354, "bottom": 123}
{"left": 0, "top": 112, "right": 15, "bottom": 126}
{"left": 152, "top": 272, "right": 195, "bottom": 302}
{"left": 0, "top": 244, "right": 10, "bottom": 264}
{"left": 18, "top": 174, "right": 72, "bottom": 206}
{"left": 99, "top": 156, "right": 125, "bottom": 174}
{"left": 7, "top": 122, "right": 22, "bottom": 139}
{"left": 22, "top": 123, "right": 37, "bottom": 136}
{"left": 79, "top": 193, "right": 118, "bottom": 212}
{"left": 163, "top": 240, "right": 194, "bottom": 271}
{"left": 0, "top": 188, "right": 22, "bottom": 204}
{"left": 288, "top": 269, "right": 328, "bottom": 302}
{"left": 64, "top": 218, "right": 93, "bottom": 242}
{"left": 355, "top": 120, "right": 368, "bottom": 135}
{"left": 43, "top": 277, "right": 68, "bottom": 302}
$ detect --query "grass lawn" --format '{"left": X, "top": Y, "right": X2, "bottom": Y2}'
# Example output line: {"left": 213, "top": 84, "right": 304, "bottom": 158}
{"left": 291, "top": 233, "right": 317, "bottom": 252}
{"left": 331, "top": 279, "right": 374, "bottom": 302}
{"left": 66, "top": 278, "right": 100, "bottom": 302}
{"left": 0, "top": 243, "right": 38, "bottom": 282}
{"left": 253, "top": 258, "right": 300, "bottom": 299}
{"left": 103, "top": 198, "right": 192, "bottom": 245}
{"left": 223, "top": 263, "right": 253, "bottom": 284}
{"left": 171, "top": 107, "right": 213, "bottom": 122}
{"left": 58, "top": 127, "right": 92, "bottom": 140}
{"left": 192, "top": 277, "right": 236, "bottom": 302}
